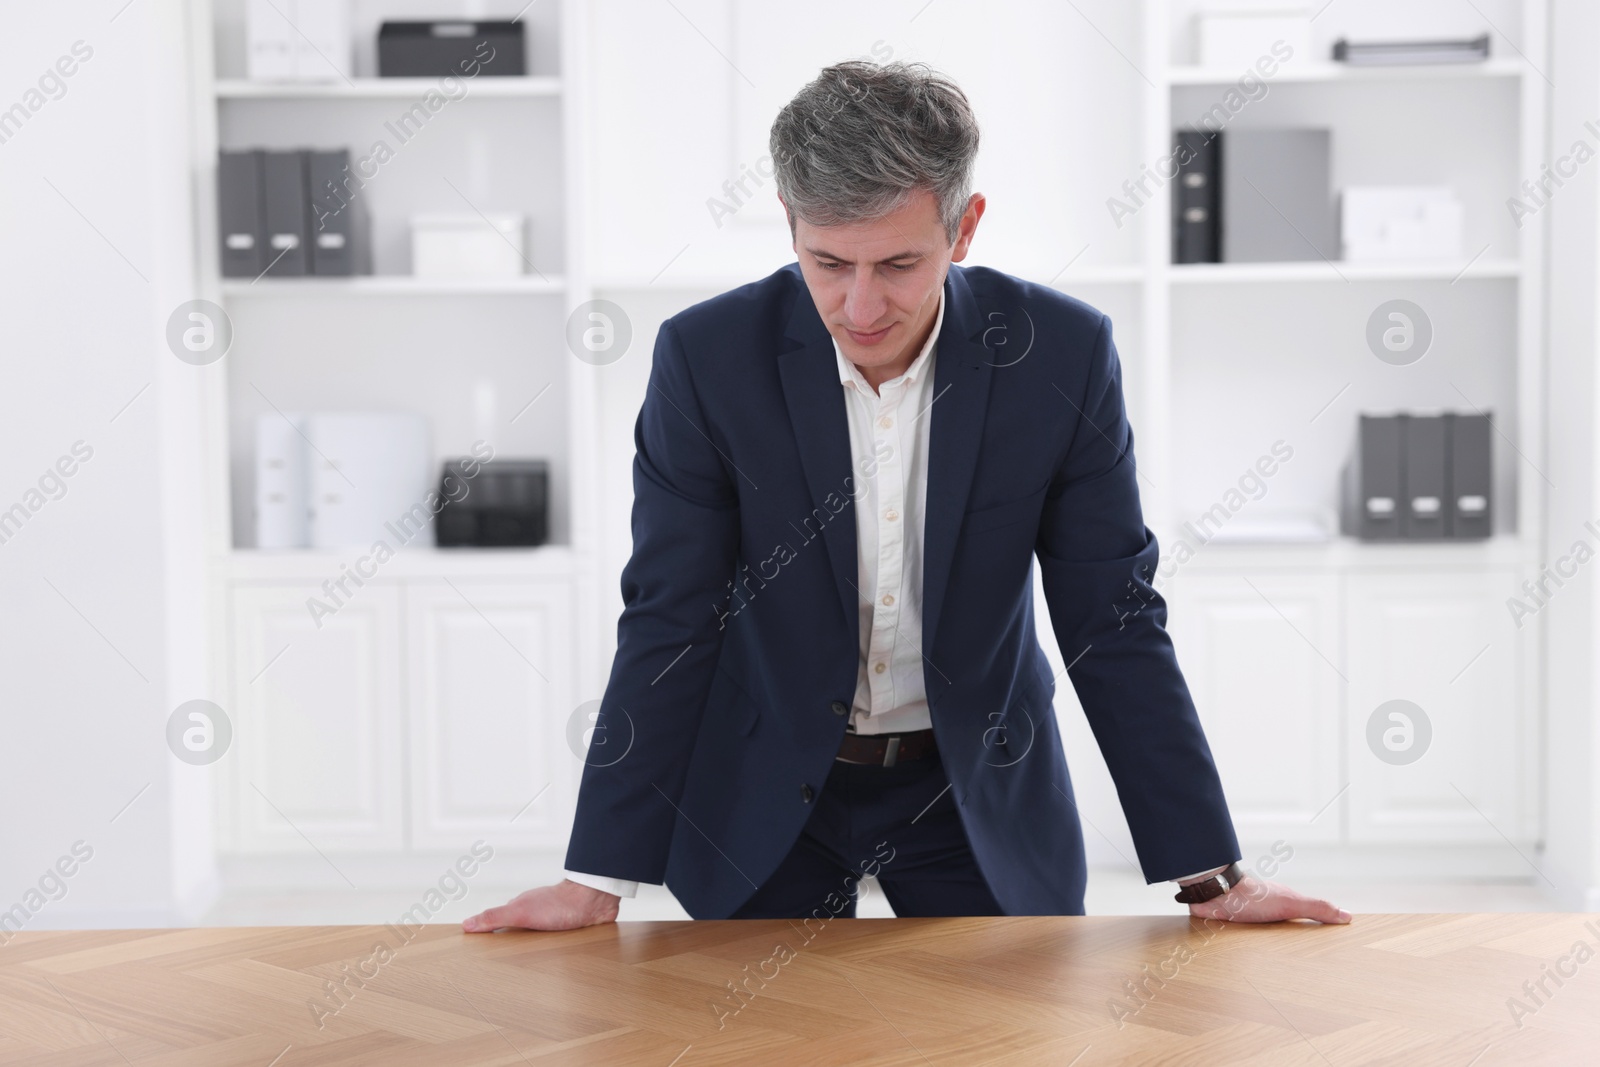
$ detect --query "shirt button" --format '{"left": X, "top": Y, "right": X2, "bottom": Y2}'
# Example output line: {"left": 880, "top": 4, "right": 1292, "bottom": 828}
{"left": 884, "top": 508, "right": 898, "bottom": 522}
{"left": 879, "top": 416, "right": 893, "bottom": 429}
{"left": 881, "top": 593, "right": 894, "bottom": 606}
{"left": 800, "top": 784, "right": 814, "bottom": 803}
{"left": 830, "top": 700, "right": 849, "bottom": 716}
{"left": 874, "top": 661, "right": 887, "bottom": 674}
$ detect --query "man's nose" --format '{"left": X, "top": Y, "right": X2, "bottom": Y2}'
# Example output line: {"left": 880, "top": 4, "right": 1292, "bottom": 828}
{"left": 843, "top": 272, "right": 888, "bottom": 328}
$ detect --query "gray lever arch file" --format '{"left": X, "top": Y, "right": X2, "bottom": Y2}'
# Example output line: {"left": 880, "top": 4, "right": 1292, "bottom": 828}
{"left": 1342, "top": 414, "right": 1403, "bottom": 540}
{"left": 1402, "top": 414, "right": 1449, "bottom": 539}
{"left": 218, "top": 149, "right": 265, "bottom": 277}
{"left": 1448, "top": 412, "right": 1493, "bottom": 538}
{"left": 306, "top": 149, "right": 355, "bottom": 276}
{"left": 261, "top": 149, "right": 309, "bottom": 276}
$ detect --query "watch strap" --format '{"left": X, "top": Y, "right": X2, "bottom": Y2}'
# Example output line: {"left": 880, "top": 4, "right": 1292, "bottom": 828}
{"left": 1173, "top": 861, "right": 1245, "bottom": 904}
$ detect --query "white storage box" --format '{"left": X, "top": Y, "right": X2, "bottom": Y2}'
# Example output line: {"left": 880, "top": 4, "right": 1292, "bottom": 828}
{"left": 306, "top": 413, "right": 433, "bottom": 550}
{"left": 1342, "top": 186, "right": 1464, "bottom": 261}
{"left": 247, "top": 0, "right": 349, "bottom": 82}
{"left": 411, "top": 213, "right": 527, "bottom": 278}
{"left": 1195, "top": 8, "right": 1310, "bottom": 68}
{"left": 255, "top": 412, "right": 310, "bottom": 549}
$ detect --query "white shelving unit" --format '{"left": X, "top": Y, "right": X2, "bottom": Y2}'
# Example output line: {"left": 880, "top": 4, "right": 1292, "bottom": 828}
{"left": 186, "top": 0, "right": 601, "bottom": 876}
{"left": 1094, "top": 0, "right": 1547, "bottom": 869}
{"left": 183, "top": 0, "right": 1552, "bottom": 892}
{"left": 576, "top": 0, "right": 1548, "bottom": 879}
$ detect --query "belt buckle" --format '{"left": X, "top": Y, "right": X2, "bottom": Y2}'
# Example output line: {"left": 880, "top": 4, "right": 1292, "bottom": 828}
{"left": 882, "top": 737, "right": 900, "bottom": 768}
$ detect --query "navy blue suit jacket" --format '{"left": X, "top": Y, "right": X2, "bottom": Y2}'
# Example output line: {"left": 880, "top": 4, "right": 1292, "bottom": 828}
{"left": 565, "top": 261, "right": 1241, "bottom": 917}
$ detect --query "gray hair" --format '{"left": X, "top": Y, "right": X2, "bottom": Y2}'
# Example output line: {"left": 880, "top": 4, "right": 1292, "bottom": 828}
{"left": 769, "top": 60, "right": 980, "bottom": 244}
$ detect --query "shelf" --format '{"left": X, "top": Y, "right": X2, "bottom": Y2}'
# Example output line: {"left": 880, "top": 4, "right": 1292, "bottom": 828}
{"left": 1167, "top": 260, "right": 1520, "bottom": 284}
{"left": 1167, "top": 59, "right": 1526, "bottom": 86}
{"left": 1154, "top": 534, "right": 1535, "bottom": 575}
{"left": 215, "top": 77, "right": 562, "bottom": 99}
{"left": 220, "top": 275, "right": 566, "bottom": 296}
{"left": 226, "top": 544, "right": 577, "bottom": 582}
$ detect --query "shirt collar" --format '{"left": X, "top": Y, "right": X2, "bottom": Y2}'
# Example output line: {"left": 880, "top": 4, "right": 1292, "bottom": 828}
{"left": 833, "top": 285, "right": 945, "bottom": 391}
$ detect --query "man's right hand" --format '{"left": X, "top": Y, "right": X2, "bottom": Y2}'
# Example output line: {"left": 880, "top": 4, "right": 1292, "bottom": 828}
{"left": 461, "top": 879, "right": 620, "bottom": 933}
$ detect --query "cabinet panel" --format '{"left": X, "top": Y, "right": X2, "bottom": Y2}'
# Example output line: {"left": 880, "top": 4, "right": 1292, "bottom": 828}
{"left": 229, "top": 583, "right": 404, "bottom": 852}
{"left": 405, "top": 579, "right": 576, "bottom": 849}
{"left": 1163, "top": 573, "right": 1345, "bottom": 844}
{"left": 1345, "top": 570, "right": 1524, "bottom": 843}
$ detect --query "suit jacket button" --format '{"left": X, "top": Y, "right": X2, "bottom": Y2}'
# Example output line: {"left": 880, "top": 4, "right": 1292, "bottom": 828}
{"left": 830, "top": 701, "right": 849, "bottom": 716}
{"left": 800, "top": 784, "right": 814, "bottom": 803}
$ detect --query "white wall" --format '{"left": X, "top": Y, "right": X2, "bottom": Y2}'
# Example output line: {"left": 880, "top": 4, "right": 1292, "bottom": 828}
{"left": 1543, "top": 0, "right": 1600, "bottom": 911}
{"left": 0, "top": 0, "right": 211, "bottom": 926}
{"left": 583, "top": 0, "right": 1146, "bottom": 285}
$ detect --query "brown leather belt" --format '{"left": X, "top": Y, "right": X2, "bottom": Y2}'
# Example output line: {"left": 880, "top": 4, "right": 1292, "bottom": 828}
{"left": 835, "top": 728, "right": 937, "bottom": 767}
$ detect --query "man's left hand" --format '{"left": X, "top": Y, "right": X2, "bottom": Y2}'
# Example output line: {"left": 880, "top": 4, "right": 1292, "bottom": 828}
{"left": 1187, "top": 875, "right": 1351, "bottom": 924}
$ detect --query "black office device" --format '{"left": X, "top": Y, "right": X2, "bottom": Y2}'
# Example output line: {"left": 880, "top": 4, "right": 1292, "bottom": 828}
{"left": 1172, "top": 129, "right": 1220, "bottom": 265}
{"left": 218, "top": 149, "right": 266, "bottom": 277}
{"left": 377, "top": 21, "right": 525, "bottom": 78}
{"left": 436, "top": 459, "right": 549, "bottom": 547}
{"left": 261, "top": 149, "right": 310, "bottom": 276}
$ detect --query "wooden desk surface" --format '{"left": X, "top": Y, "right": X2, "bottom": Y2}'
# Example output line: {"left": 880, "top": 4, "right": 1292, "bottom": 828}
{"left": 3, "top": 914, "right": 1597, "bottom": 1065}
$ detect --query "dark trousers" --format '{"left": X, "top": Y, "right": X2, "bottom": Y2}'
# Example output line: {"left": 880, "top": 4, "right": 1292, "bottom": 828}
{"left": 729, "top": 749, "right": 1004, "bottom": 919}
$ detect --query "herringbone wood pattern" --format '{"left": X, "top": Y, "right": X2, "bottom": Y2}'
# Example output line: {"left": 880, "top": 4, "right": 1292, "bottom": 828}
{"left": 2, "top": 914, "right": 1597, "bottom": 1065}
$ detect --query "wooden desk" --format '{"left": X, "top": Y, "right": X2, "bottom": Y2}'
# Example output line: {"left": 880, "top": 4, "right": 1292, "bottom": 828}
{"left": 3, "top": 914, "right": 1597, "bottom": 1064}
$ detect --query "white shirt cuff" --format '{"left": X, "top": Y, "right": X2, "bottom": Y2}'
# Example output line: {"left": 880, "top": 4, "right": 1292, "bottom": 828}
{"left": 1172, "top": 864, "right": 1230, "bottom": 885}
{"left": 563, "top": 869, "right": 639, "bottom": 898}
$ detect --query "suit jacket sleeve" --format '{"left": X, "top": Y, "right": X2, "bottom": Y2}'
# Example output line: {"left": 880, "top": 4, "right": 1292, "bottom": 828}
{"left": 562, "top": 317, "right": 740, "bottom": 884}
{"left": 1034, "top": 313, "right": 1242, "bottom": 883}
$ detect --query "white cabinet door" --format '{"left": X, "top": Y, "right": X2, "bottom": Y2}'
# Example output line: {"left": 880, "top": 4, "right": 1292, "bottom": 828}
{"left": 1162, "top": 573, "right": 1345, "bottom": 845}
{"left": 229, "top": 583, "right": 404, "bottom": 852}
{"left": 405, "top": 579, "right": 576, "bottom": 850}
{"left": 1345, "top": 569, "right": 1525, "bottom": 843}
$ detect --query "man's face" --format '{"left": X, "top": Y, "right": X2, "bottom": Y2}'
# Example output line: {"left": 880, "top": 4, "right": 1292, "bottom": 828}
{"left": 789, "top": 187, "right": 984, "bottom": 376}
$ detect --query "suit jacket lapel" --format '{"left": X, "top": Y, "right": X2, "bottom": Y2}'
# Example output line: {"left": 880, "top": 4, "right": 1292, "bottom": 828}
{"left": 778, "top": 269, "right": 861, "bottom": 633}
{"left": 776, "top": 264, "right": 995, "bottom": 659}
{"left": 920, "top": 266, "right": 994, "bottom": 658}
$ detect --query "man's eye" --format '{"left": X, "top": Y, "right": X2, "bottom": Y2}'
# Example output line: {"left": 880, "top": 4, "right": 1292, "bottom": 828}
{"left": 818, "top": 261, "right": 843, "bottom": 271}
{"left": 888, "top": 263, "right": 915, "bottom": 272}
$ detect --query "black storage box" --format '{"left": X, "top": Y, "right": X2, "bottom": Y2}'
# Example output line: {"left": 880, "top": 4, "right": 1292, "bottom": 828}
{"left": 377, "top": 21, "right": 526, "bottom": 78}
{"left": 436, "top": 459, "right": 548, "bottom": 547}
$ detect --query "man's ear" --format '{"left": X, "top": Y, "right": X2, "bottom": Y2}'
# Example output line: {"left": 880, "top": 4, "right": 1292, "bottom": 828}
{"left": 777, "top": 193, "right": 795, "bottom": 247}
{"left": 950, "top": 192, "right": 986, "bottom": 264}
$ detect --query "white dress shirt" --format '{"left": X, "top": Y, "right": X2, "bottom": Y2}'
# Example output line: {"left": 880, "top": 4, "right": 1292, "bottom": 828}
{"left": 564, "top": 287, "right": 1226, "bottom": 898}
{"left": 833, "top": 288, "right": 942, "bottom": 736}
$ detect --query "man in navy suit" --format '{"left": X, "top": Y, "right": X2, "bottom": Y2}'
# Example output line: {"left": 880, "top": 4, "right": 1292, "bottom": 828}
{"left": 467, "top": 60, "right": 1348, "bottom": 931}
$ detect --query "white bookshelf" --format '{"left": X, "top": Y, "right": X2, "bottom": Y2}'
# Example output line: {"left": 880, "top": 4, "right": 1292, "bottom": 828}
{"left": 1128, "top": 0, "right": 1545, "bottom": 864}
{"left": 1136, "top": 0, "right": 1545, "bottom": 561}
{"left": 181, "top": 0, "right": 1552, "bottom": 888}
{"left": 187, "top": 0, "right": 601, "bottom": 869}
